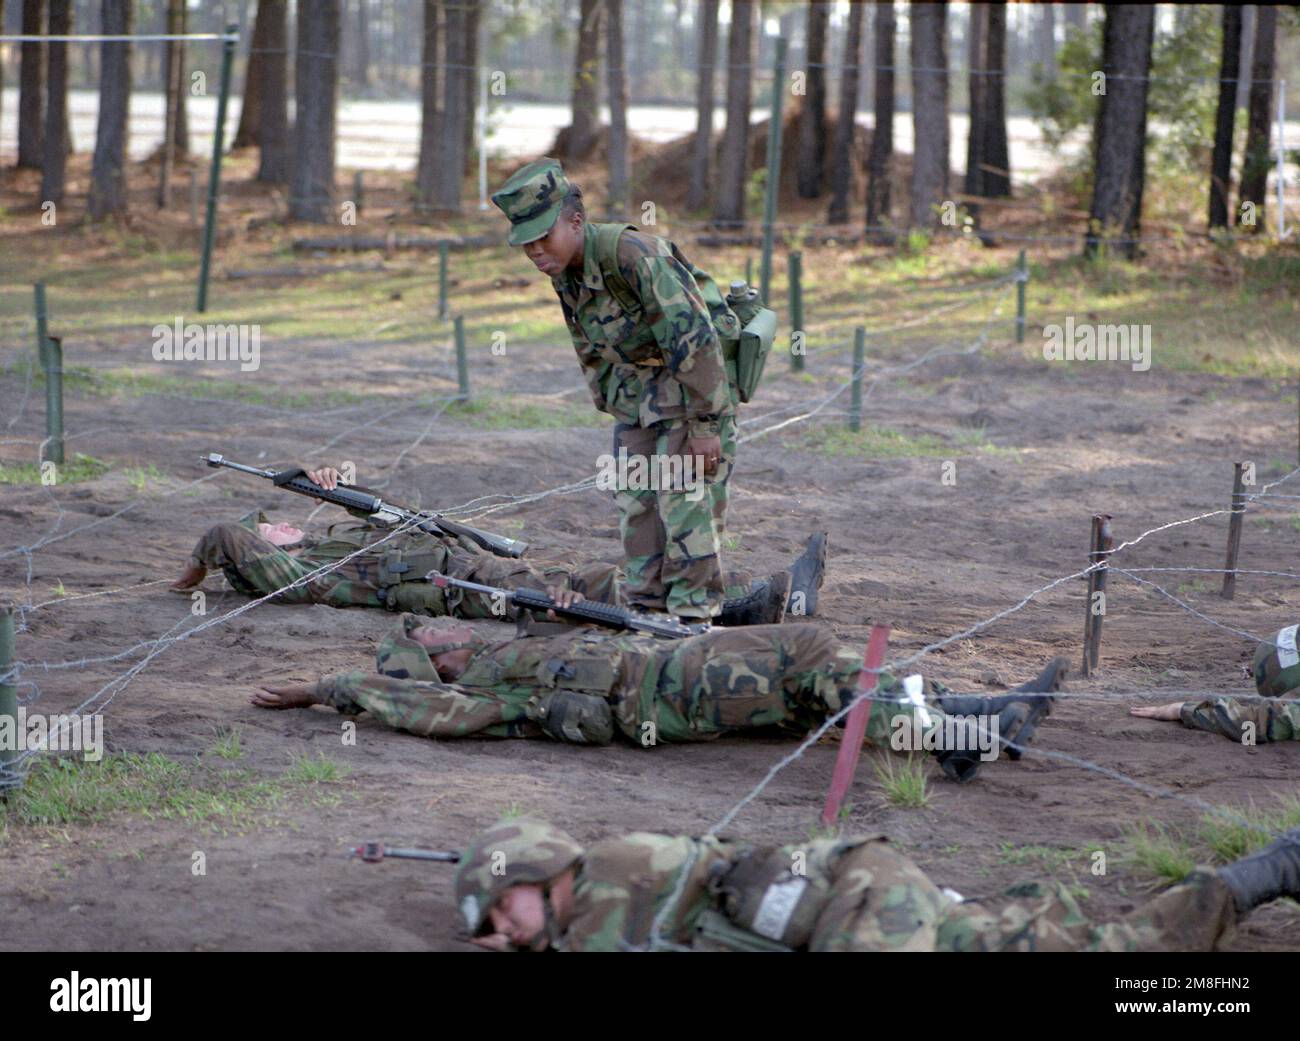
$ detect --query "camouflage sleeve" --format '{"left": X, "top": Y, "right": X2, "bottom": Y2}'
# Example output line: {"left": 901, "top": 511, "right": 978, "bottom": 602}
{"left": 313, "top": 672, "right": 541, "bottom": 738}
{"left": 1179, "top": 695, "right": 1300, "bottom": 743}
{"left": 558, "top": 292, "right": 617, "bottom": 415}
{"left": 621, "top": 245, "right": 731, "bottom": 435}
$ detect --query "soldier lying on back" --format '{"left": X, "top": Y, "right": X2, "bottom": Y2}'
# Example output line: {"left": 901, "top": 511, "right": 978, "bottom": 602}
{"left": 173, "top": 466, "right": 825, "bottom": 627}
{"left": 253, "top": 608, "right": 1066, "bottom": 783}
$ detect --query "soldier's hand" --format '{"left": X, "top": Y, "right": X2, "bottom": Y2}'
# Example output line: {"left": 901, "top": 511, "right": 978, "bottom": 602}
{"left": 687, "top": 435, "right": 722, "bottom": 476}
{"left": 307, "top": 465, "right": 345, "bottom": 491}
{"left": 1128, "top": 702, "right": 1183, "bottom": 722}
{"left": 545, "top": 585, "right": 585, "bottom": 620}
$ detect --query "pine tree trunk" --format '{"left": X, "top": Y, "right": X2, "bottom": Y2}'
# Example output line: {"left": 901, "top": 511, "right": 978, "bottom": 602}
{"left": 434, "top": 0, "right": 470, "bottom": 210}
{"left": 1084, "top": 3, "right": 1155, "bottom": 259}
{"left": 356, "top": 0, "right": 372, "bottom": 88}
{"left": 17, "top": 0, "right": 45, "bottom": 169}
{"left": 1064, "top": 4, "right": 1086, "bottom": 33}
{"left": 1239, "top": 4, "right": 1277, "bottom": 232}
{"left": 158, "top": 0, "right": 183, "bottom": 207}
{"left": 87, "top": 0, "right": 132, "bottom": 219}
{"left": 290, "top": 0, "right": 340, "bottom": 222}
{"left": 865, "top": 0, "right": 894, "bottom": 239}
{"left": 172, "top": 1, "right": 188, "bottom": 152}
{"left": 1208, "top": 4, "right": 1242, "bottom": 230}
{"left": 1035, "top": 2, "right": 1056, "bottom": 79}
{"left": 827, "top": 0, "right": 865, "bottom": 224}
{"left": 686, "top": 0, "right": 719, "bottom": 212}
{"left": 713, "top": 0, "right": 755, "bottom": 227}
{"left": 795, "top": 0, "right": 829, "bottom": 199}
{"left": 606, "top": 0, "right": 629, "bottom": 218}
{"left": 908, "top": 1, "right": 948, "bottom": 229}
{"left": 233, "top": 0, "right": 275, "bottom": 148}
{"left": 983, "top": 1, "right": 1010, "bottom": 198}
{"left": 563, "top": 0, "right": 603, "bottom": 159}
{"left": 964, "top": 0, "right": 988, "bottom": 206}
{"left": 41, "top": 0, "right": 70, "bottom": 204}
{"left": 416, "top": 0, "right": 441, "bottom": 208}
{"left": 256, "top": 0, "right": 289, "bottom": 183}
{"left": 461, "top": 0, "right": 479, "bottom": 174}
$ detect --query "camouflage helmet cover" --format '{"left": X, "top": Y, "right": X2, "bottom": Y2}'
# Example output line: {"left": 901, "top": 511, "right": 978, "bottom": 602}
{"left": 453, "top": 818, "right": 585, "bottom": 935}
{"left": 1253, "top": 624, "right": 1300, "bottom": 698}
{"left": 490, "top": 157, "right": 571, "bottom": 246}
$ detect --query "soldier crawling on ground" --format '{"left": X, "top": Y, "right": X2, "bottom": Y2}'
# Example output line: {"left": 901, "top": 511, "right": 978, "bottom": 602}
{"left": 172, "top": 465, "right": 825, "bottom": 627}
{"left": 253, "top": 609, "right": 1067, "bottom": 783}
{"left": 1130, "top": 622, "right": 1300, "bottom": 743}
{"left": 444, "top": 816, "right": 1300, "bottom": 952}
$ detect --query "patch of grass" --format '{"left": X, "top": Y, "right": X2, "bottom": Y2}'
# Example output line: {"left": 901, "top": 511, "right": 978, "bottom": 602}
{"left": 1198, "top": 796, "right": 1300, "bottom": 862}
{"left": 998, "top": 843, "right": 1087, "bottom": 869}
{"left": 0, "top": 452, "right": 110, "bottom": 485}
{"left": 1176, "top": 577, "right": 1215, "bottom": 596}
{"left": 721, "top": 533, "right": 743, "bottom": 551}
{"left": 122, "top": 463, "right": 167, "bottom": 494}
{"left": 498, "top": 801, "right": 525, "bottom": 820}
{"left": 50, "top": 365, "right": 369, "bottom": 411}
{"left": 801, "top": 423, "right": 1017, "bottom": 460}
{"left": 447, "top": 394, "right": 610, "bottom": 431}
{"left": 285, "top": 751, "right": 350, "bottom": 784}
{"left": 0, "top": 753, "right": 282, "bottom": 830}
{"left": 209, "top": 727, "right": 243, "bottom": 761}
{"left": 48, "top": 580, "right": 68, "bottom": 598}
{"left": 873, "top": 754, "right": 930, "bottom": 809}
{"left": 1124, "top": 820, "right": 1199, "bottom": 884}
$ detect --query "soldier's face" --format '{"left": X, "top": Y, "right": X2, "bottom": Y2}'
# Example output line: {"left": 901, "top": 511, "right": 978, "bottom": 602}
{"left": 257, "top": 521, "right": 305, "bottom": 547}
{"left": 487, "top": 884, "right": 549, "bottom": 950}
{"left": 521, "top": 213, "right": 584, "bottom": 276}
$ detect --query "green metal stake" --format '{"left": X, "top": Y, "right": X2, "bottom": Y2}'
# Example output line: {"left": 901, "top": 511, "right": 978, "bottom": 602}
{"left": 42, "top": 336, "right": 64, "bottom": 466}
{"left": 759, "top": 36, "right": 788, "bottom": 305}
{"left": 745, "top": 256, "right": 753, "bottom": 287}
{"left": 438, "top": 241, "right": 450, "bottom": 320}
{"left": 849, "top": 327, "right": 865, "bottom": 432}
{"left": 453, "top": 315, "right": 470, "bottom": 400}
{"left": 0, "top": 602, "right": 16, "bottom": 779}
{"left": 196, "top": 25, "right": 239, "bottom": 313}
{"left": 353, "top": 170, "right": 365, "bottom": 214}
{"left": 788, "top": 251, "right": 804, "bottom": 371}
{"left": 1014, "top": 248, "right": 1027, "bottom": 343}
{"left": 33, "top": 282, "right": 49, "bottom": 368}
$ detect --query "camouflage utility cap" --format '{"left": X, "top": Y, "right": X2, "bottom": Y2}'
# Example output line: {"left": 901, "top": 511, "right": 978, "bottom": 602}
{"left": 454, "top": 818, "right": 584, "bottom": 934}
{"left": 490, "top": 157, "right": 570, "bottom": 246}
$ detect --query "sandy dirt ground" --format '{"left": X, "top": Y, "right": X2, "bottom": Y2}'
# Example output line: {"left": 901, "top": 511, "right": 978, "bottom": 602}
{"left": 2, "top": 314, "right": 1299, "bottom": 952}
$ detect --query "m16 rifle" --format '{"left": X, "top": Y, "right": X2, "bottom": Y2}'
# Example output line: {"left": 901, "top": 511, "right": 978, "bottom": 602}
{"left": 205, "top": 453, "right": 527, "bottom": 559}
{"left": 350, "top": 842, "right": 459, "bottom": 863}
{"left": 426, "top": 572, "right": 711, "bottom": 639}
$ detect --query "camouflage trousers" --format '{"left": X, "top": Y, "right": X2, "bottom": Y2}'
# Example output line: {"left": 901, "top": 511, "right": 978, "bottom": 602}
{"left": 805, "top": 841, "right": 1237, "bottom": 952}
{"left": 613, "top": 415, "right": 736, "bottom": 621}
{"left": 1180, "top": 695, "right": 1300, "bottom": 743}
{"left": 190, "top": 522, "right": 624, "bottom": 618}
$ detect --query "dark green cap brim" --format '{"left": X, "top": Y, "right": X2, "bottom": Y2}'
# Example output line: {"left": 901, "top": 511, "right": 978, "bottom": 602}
{"left": 506, "top": 206, "right": 561, "bottom": 246}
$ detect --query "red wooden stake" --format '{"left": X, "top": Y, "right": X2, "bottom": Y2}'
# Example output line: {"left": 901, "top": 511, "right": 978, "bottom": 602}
{"left": 821, "top": 623, "right": 892, "bottom": 827}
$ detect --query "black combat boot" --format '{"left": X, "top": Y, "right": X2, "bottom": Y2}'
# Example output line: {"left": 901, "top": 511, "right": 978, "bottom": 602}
{"left": 928, "top": 657, "right": 1069, "bottom": 781}
{"left": 786, "top": 532, "right": 828, "bottom": 618}
{"left": 1215, "top": 827, "right": 1300, "bottom": 914}
{"left": 716, "top": 572, "right": 792, "bottom": 627}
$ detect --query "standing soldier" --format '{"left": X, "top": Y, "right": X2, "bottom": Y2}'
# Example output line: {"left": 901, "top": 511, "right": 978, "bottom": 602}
{"left": 490, "top": 158, "right": 792, "bottom": 623}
